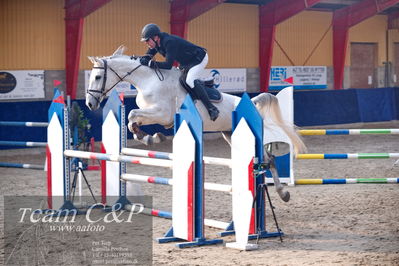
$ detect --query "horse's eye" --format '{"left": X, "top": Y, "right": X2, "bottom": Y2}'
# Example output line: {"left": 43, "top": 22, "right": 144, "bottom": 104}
{"left": 95, "top": 75, "right": 101, "bottom": 80}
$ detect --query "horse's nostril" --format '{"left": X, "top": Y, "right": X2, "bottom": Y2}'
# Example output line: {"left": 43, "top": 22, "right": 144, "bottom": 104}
{"left": 88, "top": 102, "right": 92, "bottom": 108}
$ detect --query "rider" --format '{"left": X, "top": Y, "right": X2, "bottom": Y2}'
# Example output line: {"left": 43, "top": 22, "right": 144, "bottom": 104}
{"left": 139, "top": 23, "right": 219, "bottom": 121}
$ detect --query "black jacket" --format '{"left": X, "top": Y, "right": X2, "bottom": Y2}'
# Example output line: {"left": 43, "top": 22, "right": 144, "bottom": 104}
{"left": 146, "top": 32, "right": 206, "bottom": 69}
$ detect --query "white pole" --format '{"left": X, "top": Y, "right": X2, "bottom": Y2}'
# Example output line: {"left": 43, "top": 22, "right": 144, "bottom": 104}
{"left": 121, "top": 173, "right": 232, "bottom": 193}
{"left": 121, "top": 147, "right": 231, "bottom": 167}
{"left": 204, "top": 219, "right": 230, "bottom": 230}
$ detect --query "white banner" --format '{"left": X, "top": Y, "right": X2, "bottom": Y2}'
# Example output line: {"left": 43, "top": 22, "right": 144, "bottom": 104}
{"left": 269, "top": 66, "right": 327, "bottom": 90}
{"left": 200, "top": 68, "right": 246, "bottom": 93}
{"left": 85, "top": 70, "right": 137, "bottom": 96}
{"left": 0, "top": 71, "right": 44, "bottom": 100}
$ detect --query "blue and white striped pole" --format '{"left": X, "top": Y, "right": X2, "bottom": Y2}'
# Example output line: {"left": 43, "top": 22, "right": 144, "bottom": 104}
{"left": 299, "top": 129, "right": 399, "bottom": 135}
{"left": 0, "top": 162, "right": 44, "bottom": 170}
{"left": 0, "top": 141, "right": 47, "bottom": 147}
{"left": 0, "top": 121, "right": 48, "bottom": 127}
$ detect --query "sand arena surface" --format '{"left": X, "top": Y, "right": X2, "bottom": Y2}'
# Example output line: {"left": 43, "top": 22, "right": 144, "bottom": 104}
{"left": 0, "top": 121, "right": 398, "bottom": 265}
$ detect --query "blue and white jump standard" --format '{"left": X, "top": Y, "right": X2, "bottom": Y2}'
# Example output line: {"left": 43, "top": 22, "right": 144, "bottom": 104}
{"left": 46, "top": 90, "right": 73, "bottom": 211}
{"left": 230, "top": 93, "right": 283, "bottom": 241}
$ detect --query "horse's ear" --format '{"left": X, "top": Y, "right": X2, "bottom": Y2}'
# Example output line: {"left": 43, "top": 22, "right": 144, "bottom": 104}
{"left": 113, "top": 45, "right": 126, "bottom": 56}
{"left": 88, "top": 56, "right": 97, "bottom": 64}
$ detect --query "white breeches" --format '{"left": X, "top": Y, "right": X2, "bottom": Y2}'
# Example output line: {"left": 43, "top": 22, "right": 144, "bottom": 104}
{"left": 185, "top": 53, "right": 208, "bottom": 88}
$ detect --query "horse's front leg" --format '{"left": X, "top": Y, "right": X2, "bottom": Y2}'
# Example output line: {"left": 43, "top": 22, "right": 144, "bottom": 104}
{"left": 128, "top": 122, "right": 148, "bottom": 140}
{"left": 127, "top": 107, "right": 170, "bottom": 145}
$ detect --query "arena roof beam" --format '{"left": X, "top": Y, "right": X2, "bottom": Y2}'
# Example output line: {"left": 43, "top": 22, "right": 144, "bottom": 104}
{"left": 333, "top": 0, "right": 399, "bottom": 90}
{"left": 170, "top": 0, "right": 226, "bottom": 38}
{"left": 388, "top": 9, "right": 399, "bottom": 29}
{"left": 65, "top": 0, "right": 113, "bottom": 99}
{"left": 259, "top": 0, "right": 322, "bottom": 92}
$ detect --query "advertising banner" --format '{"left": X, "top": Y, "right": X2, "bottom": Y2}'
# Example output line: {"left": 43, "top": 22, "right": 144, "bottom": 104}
{"left": 200, "top": 68, "right": 246, "bottom": 93}
{"left": 269, "top": 66, "right": 327, "bottom": 90}
{"left": 0, "top": 71, "right": 45, "bottom": 100}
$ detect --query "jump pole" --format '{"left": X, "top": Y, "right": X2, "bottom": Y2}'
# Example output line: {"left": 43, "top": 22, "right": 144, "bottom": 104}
{"left": 265, "top": 88, "right": 399, "bottom": 185}
{"left": 121, "top": 148, "right": 231, "bottom": 167}
{"left": 0, "top": 120, "right": 48, "bottom": 170}
{"left": 299, "top": 129, "right": 399, "bottom": 135}
{"left": 0, "top": 121, "right": 48, "bottom": 127}
{"left": 0, "top": 141, "right": 47, "bottom": 147}
{"left": 0, "top": 162, "right": 44, "bottom": 170}
{"left": 296, "top": 153, "right": 399, "bottom": 159}
{"left": 295, "top": 178, "right": 399, "bottom": 185}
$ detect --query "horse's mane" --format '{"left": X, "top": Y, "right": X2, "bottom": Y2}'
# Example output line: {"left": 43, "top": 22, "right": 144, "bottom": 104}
{"left": 93, "top": 54, "right": 135, "bottom": 61}
{"left": 90, "top": 52, "right": 183, "bottom": 82}
{"left": 89, "top": 46, "right": 182, "bottom": 79}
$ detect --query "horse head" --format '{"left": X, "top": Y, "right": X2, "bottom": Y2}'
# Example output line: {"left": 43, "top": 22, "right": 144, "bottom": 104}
{"left": 86, "top": 45, "right": 141, "bottom": 110}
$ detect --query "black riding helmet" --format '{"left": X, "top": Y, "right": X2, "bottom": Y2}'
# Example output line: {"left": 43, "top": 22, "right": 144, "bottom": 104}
{"left": 141, "top": 23, "right": 161, "bottom": 42}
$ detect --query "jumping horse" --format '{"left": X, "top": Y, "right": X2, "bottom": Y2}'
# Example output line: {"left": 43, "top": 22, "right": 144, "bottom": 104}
{"left": 86, "top": 46, "right": 306, "bottom": 202}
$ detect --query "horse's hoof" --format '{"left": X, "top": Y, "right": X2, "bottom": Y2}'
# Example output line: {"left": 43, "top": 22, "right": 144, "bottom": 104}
{"left": 281, "top": 191, "right": 290, "bottom": 202}
{"left": 142, "top": 135, "right": 153, "bottom": 146}
{"left": 153, "top": 133, "right": 166, "bottom": 143}
{"left": 128, "top": 122, "right": 134, "bottom": 133}
{"left": 129, "top": 122, "right": 146, "bottom": 139}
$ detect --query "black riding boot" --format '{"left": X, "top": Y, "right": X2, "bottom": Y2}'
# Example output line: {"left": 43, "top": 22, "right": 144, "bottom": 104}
{"left": 193, "top": 80, "right": 219, "bottom": 121}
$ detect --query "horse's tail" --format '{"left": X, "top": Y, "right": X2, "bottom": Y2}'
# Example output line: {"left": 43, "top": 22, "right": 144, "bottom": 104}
{"left": 252, "top": 93, "right": 307, "bottom": 155}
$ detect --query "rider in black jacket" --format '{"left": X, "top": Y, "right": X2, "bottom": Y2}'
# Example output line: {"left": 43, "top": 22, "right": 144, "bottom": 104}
{"left": 139, "top": 23, "right": 219, "bottom": 121}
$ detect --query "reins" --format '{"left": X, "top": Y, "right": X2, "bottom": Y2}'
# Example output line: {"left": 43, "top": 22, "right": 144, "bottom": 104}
{"left": 130, "top": 55, "right": 164, "bottom": 81}
{"left": 88, "top": 58, "right": 142, "bottom": 104}
{"left": 88, "top": 56, "right": 165, "bottom": 105}
{"left": 152, "top": 62, "right": 164, "bottom": 81}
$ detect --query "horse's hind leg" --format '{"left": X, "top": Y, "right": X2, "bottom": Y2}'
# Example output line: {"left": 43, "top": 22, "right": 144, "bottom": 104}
{"left": 264, "top": 146, "right": 290, "bottom": 202}
{"left": 221, "top": 131, "right": 232, "bottom": 146}
{"left": 223, "top": 131, "right": 289, "bottom": 202}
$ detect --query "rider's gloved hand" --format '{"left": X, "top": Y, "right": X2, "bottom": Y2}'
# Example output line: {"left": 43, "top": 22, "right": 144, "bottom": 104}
{"left": 148, "top": 60, "right": 156, "bottom": 68}
{"left": 139, "top": 56, "right": 151, "bottom": 66}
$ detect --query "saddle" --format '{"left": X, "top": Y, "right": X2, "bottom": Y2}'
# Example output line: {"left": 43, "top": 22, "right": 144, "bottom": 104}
{"left": 179, "top": 74, "right": 222, "bottom": 103}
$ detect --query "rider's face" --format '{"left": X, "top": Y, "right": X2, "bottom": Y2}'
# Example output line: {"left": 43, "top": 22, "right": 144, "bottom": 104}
{"left": 145, "top": 36, "right": 159, "bottom": 49}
